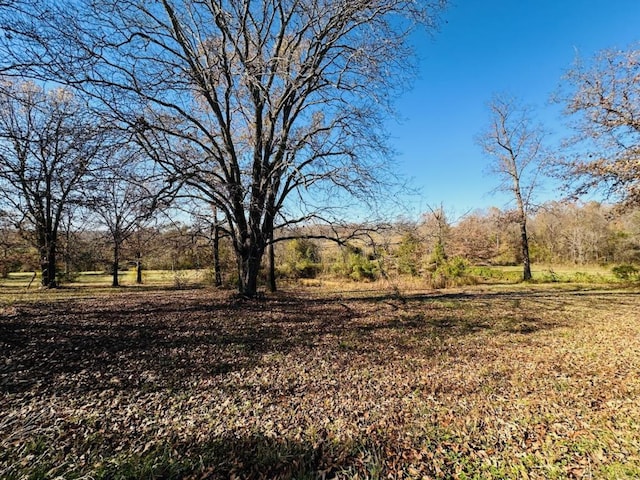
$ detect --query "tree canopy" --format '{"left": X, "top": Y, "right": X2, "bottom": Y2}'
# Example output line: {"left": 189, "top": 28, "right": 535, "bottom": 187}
{"left": 562, "top": 44, "right": 640, "bottom": 209}
{"left": 0, "top": 0, "right": 446, "bottom": 295}
{"left": 0, "top": 80, "right": 104, "bottom": 287}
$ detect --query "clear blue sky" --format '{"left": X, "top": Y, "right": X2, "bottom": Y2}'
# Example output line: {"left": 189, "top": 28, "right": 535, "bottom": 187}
{"left": 388, "top": 0, "right": 640, "bottom": 219}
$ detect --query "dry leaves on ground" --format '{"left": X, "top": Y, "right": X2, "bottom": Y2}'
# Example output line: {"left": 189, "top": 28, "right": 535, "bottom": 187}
{"left": 1, "top": 286, "right": 639, "bottom": 479}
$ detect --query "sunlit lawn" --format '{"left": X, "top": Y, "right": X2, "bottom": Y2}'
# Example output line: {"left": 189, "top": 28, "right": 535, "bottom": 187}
{"left": 495, "top": 264, "right": 616, "bottom": 281}
{"left": 0, "top": 269, "right": 209, "bottom": 291}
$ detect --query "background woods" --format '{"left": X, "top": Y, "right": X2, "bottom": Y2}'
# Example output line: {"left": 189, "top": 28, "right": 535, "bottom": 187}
{"left": 0, "top": 200, "right": 638, "bottom": 287}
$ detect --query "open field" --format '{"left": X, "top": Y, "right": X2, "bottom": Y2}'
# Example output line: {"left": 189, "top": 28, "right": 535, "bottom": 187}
{"left": 1, "top": 283, "right": 640, "bottom": 479}
{"left": 0, "top": 263, "right": 625, "bottom": 294}
{"left": 0, "top": 270, "right": 211, "bottom": 290}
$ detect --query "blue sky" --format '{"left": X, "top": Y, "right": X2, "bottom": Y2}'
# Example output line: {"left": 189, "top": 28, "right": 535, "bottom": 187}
{"left": 388, "top": 0, "right": 640, "bottom": 219}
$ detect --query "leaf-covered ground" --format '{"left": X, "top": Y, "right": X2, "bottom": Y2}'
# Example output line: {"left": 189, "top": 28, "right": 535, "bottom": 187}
{"left": 1, "top": 286, "right": 639, "bottom": 479}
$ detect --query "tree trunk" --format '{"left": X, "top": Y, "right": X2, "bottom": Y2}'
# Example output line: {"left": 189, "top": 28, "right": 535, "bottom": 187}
{"left": 238, "top": 244, "right": 264, "bottom": 297}
{"left": 64, "top": 227, "right": 71, "bottom": 276}
{"left": 112, "top": 242, "right": 120, "bottom": 287}
{"left": 136, "top": 252, "right": 143, "bottom": 284}
{"left": 520, "top": 220, "right": 532, "bottom": 281}
{"left": 212, "top": 222, "right": 222, "bottom": 287}
{"left": 267, "top": 230, "right": 276, "bottom": 293}
{"left": 40, "top": 242, "right": 57, "bottom": 288}
{"left": 514, "top": 182, "right": 532, "bottom": 282}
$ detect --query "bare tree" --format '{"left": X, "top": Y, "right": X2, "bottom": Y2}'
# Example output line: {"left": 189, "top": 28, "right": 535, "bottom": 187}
{"left": 186, "top": 201, "right": 228, "bottom": 287}
{"left": 450, "top": 210, "right": 498, "bottom": 264}
{"left": 0, "top": 0, "right": 446, "bottom": 297}
{"left": 477, "top": 94, "right": 548, "bottom": 281}
{"left": 561, "top": 45, "right": 640, "bottom": 209}
{"left": 0, "top": 80, "right": 103, "bottom": 287}
{"left": 87, "top": 146, "right": 173, "bottom": 287}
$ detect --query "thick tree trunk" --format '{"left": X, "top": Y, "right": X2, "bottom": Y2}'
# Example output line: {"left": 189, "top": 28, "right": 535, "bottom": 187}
{"left": 40, "top": 243, "right": 57, "bottom": 288}
{"left": 38, "top": 225, "right": 57, "bottom": 287}
{"left": 238, "top": 244, "right": 264, "bottom": 297}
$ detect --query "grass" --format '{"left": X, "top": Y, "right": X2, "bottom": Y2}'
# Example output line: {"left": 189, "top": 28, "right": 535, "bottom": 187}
{"left": 1, "top": 269, "right": 209, "bottom": 288}
{"left": 468, "top": 264, "right": 618, "bottom": 284}
{"left": 1, "top": 278, "right": 639, "bottom": 478}
{"left": 0, "top": 270, "right": 211, "bottom": 306}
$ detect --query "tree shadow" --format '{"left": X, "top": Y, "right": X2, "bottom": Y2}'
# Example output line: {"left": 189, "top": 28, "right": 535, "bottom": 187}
{"left": 0, "top": 287, "right": 581, "bottom": 396}
{"left": 0, "top": 423, "right": 369, "bottom": 479}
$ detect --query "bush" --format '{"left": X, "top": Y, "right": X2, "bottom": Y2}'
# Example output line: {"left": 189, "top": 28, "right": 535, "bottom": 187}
{"left": 277, "top": 259, "right": 321, "bottom": 279}
{"left": 428, "top": 257, "right": 473, "bottom": 288}
{"left": 467, "top": 266, "right": 521, "bottom": 283}
{"left": 612, "top": 264, "right": 640, "bottom": 281}
{"left": 331, "top": 248, "right": 380, "bottom": 281}
{"left": 279, "top": 238, "right": 322, "bottom": 279}
{"left": 396, "top": 232, "right": 424, "bottom": 276}
{"left": 348, "top": 253, "right": 379, "bottom": 281}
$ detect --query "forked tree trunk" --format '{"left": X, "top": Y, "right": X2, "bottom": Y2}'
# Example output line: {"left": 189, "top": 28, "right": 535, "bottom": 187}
{"left": 237, "top": 243, "right": 264, "bottom": 297}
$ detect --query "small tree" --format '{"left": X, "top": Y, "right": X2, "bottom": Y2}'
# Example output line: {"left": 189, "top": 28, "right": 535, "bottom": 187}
{"left": 87, "top": 145, "right": 173, "bottom": 287}
{"left": 422, "top": 204, "right": 451, "bottom": 270}
{"left": 396, "top": 231, "right": 424, "bottom": 276}
{"left": 189, "top": 203, "right": 228, "bottom": 287}
{"left": 0, "top": 80, "right": 103, "bottom": 287}
{"left": 477, "top": 94, "right": 549, "bottom": 281}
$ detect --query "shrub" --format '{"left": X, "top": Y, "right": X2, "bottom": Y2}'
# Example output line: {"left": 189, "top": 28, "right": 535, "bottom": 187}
{"left": 331, "top": 247, "right": 380, "bottom": 281}
{"left": 396, "top": 232, "right": 424, "bottom": 276}
{"left": 467, "top": 266, "right": 521, "bottom": 283}
{"left": 428, "top": 257, "right": 472, "bottom": 288}
{"left": 612, "top": 264, "right": 640, "bottom": 281}
{"left": 279, "top": 238, "right": 322, "bottom": 279}
{"left": 347, "top": 253, "right": 379, "bottom": 281}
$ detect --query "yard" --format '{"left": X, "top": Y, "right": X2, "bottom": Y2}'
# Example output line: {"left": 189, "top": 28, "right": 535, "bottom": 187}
{"left": 1, "top": 282, "right": 639, "bottom": 478}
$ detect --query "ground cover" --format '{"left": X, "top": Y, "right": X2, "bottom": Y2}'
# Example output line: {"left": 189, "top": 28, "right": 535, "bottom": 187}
{"left": 1, "top": 284, "right": 639, "bottom": 479}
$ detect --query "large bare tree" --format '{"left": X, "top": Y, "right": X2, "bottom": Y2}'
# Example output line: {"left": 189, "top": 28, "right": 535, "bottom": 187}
{"left": 561, "top": 45, "right": 640, "bottom": 209}
{"left": 477, "top": 95, "right": 548, "bottom": 281}
{"left": 0, "top": 0, "right": 446, "bottom": 296}
{"left": 0, "top": 80, "right": 104, "bottom": 287}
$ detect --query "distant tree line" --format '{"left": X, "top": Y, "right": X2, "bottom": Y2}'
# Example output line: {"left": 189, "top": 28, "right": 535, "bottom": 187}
{"left": 1, "top": 200, "right": 638, "bottom": 286}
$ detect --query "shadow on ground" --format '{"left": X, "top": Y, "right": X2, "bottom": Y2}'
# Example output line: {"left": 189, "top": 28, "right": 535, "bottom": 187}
{"left": 0, "top": 288, "right": 580, "bottom": 396}
{"left": 1, "top": 287, "right": 638, "bottom": 478}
